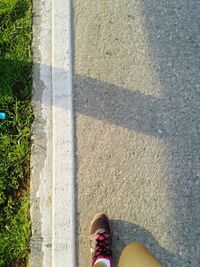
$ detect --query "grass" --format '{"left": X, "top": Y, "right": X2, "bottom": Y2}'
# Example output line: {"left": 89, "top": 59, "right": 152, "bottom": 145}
{"left": 0, "top": 0, "right": 33, "bottom": 266}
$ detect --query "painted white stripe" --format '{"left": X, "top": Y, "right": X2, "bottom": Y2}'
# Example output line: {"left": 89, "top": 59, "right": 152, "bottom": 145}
{"left": 31, "top": 0, "right": 75, "bottom": 266}
{"left": 52, "top": 0, "right": 75, "bottom": 266}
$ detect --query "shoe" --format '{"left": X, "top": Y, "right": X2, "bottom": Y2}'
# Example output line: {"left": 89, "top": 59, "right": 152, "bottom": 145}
{"left": 89, "top": 213, "right": 113, "bottom": 267}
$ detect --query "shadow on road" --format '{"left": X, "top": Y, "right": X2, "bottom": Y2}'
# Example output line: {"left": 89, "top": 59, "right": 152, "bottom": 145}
{"left": 111, "top": 220, "right": 181, "bottom": 266}
{"left": 28, "top": 1, "right": 200, "bottom": 265}
{"left": 74, "top": 1, "right": 200, "bottom": 266}
{"left": 74, "top": 71, "right": 200, "bottom": 266}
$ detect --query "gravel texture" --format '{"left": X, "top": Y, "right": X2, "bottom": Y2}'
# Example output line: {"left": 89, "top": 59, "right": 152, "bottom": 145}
{"left": 74, "top": 1, "right": 200, "bottom": 266}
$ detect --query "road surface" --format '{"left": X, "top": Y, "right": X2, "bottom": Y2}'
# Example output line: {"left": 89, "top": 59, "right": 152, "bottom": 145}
{"left": 74, "top": 1, "right": 200, "bottom": 266}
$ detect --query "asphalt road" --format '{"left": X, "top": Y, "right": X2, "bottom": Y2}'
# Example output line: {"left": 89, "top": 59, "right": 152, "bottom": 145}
{"left": 73, "top": 1, "right": 200, "bottom": 266}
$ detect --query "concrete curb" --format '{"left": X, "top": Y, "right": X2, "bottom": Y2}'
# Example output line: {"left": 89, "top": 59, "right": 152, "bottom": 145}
{"left": 30, "top": 0, "right": 75, "bottom": 266}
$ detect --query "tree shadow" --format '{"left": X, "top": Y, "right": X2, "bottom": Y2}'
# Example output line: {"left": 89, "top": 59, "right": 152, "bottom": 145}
{"left": 74, "top": 1, "right": 200, "bottom": 266}
{"left": 140, "top": 1, "right": 200, "bottom": 266}
{"left": 74, "top": 72, "right": 200, "bottom": 266}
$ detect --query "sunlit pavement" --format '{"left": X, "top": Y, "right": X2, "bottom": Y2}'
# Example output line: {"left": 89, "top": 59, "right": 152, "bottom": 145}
{"left": 74, "top": 1, "right": 200, "bottom": 266}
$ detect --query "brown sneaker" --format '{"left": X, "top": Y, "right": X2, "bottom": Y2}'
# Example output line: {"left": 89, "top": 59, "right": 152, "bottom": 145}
{"left": 89, "top": 213, "right": 113, "bottom": 267}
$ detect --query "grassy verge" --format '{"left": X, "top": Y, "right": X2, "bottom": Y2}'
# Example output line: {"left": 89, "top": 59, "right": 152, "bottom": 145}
{"left": 0, "top": 0, "right": 33, "bottom": 266}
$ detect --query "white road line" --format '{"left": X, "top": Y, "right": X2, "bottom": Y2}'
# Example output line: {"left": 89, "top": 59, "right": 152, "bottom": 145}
{"left": 31, "top": 0, "right": 75, "bottom": 266}
{"left": 52, "top": 0, "right": 75, "bottom": 266}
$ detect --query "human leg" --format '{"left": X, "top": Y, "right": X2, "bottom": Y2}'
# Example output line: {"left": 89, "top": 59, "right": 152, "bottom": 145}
{"left": 118, "top": 243, "right": 162, "bottom": 267}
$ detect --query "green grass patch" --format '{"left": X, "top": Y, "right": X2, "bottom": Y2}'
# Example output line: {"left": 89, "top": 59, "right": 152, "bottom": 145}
{"left": 0, "top": 0, "right": 33, "bottom": 266}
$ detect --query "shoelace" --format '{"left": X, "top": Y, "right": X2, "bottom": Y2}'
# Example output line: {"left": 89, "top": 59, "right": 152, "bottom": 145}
{"left": 94, "top": 232, "right": 112, "bottom": 259}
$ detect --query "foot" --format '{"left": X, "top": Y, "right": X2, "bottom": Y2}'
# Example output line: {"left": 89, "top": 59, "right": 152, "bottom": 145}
{"left": 89, "top": 213, "right": 113, "bottom": 267}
